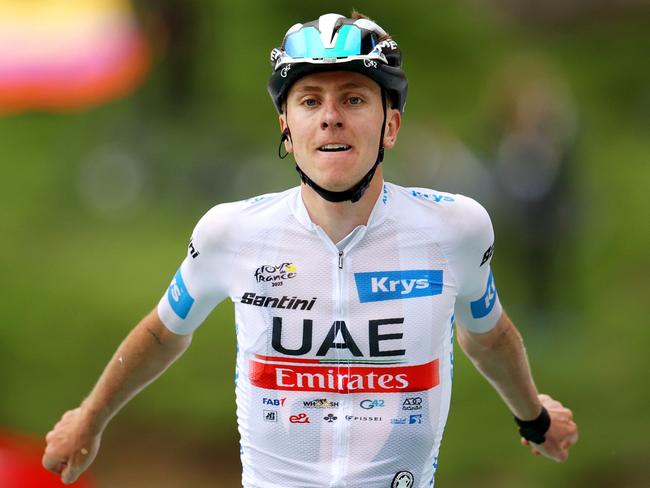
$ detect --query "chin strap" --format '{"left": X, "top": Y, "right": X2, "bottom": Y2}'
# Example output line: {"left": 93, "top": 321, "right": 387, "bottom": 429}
{"left": 284, "top": 91, "right": 388, "bottom": 204}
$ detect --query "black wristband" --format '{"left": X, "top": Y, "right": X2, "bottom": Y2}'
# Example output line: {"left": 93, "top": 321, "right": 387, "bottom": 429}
{"left": 514, "top": 407, "right": 551, "bottom": 444}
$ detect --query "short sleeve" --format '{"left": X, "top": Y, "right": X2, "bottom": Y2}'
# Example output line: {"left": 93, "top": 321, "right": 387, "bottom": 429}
{"left": 157, "top": 202, "right": 240, "bottom": 335}
{"left": 446, "top": 196, "right": 502, "bottom": 333}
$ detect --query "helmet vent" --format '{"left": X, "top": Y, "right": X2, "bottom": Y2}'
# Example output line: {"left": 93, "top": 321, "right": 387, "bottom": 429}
{"left": 318, "top": 13, "right": 345, "bottom": 48}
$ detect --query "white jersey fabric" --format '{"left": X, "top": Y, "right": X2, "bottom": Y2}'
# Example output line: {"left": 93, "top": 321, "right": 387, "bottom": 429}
{"left": 158, "top": 182, "right": 502, "bottom": 488}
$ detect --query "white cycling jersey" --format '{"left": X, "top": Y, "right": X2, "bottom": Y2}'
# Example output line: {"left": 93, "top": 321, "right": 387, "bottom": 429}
{"left": 157, "top": 182, "right": 502, "bottom": 488}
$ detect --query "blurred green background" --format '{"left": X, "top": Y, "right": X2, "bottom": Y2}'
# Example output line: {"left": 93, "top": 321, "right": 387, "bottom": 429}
{"left": 1, "top": 0, "right": 649, "bottom": 487}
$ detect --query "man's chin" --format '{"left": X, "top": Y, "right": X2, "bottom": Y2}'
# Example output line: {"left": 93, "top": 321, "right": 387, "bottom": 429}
{"left": 311, "top": 174, "right": 361, "bottom": 192}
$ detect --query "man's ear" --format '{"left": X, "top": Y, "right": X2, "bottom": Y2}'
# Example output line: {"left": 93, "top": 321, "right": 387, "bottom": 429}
{"left": 382, "top": 109, "right": 401, "bottom": 149}
{"left": 279, "top": 114, "right": 293, "bottom": 153}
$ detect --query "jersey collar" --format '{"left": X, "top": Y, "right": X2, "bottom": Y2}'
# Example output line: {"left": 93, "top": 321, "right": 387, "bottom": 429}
{"left": 289, "top": 182, "right": 390, "bottom": 232}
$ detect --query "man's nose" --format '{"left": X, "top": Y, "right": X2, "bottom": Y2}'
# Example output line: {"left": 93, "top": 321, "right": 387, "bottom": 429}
{"left": 320, "top": 99, "right": 343, "bottom": 130}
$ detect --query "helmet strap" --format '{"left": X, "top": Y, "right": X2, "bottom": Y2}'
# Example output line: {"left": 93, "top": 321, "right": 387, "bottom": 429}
{"left": 290, "top": 90, "right": 387, "bottom": 204}
{"left": 278, "top": 129, "right": 291, "bottom": 159}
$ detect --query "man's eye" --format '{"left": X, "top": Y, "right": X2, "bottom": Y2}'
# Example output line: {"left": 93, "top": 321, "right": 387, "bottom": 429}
{"left": 349, "top": 96, "right": 363, "bottom": 105}
{"left": 303, "top": 98, "right": 317, "bottom": 107}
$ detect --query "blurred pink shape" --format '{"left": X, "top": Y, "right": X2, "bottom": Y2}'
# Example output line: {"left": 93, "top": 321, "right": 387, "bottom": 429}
{"left": 0, "top": 0, "right": 150, "bottom": 114}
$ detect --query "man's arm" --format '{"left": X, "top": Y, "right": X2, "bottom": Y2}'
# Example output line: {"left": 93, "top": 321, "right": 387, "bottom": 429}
{"left": 456, "top": 310, "right": 578, "bottom": 462}
{"left": 42, "top": 308, "right": 192, "bottom": 484}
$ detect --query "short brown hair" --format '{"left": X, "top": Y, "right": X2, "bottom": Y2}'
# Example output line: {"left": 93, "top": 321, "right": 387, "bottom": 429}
{"left": 350, "top": 10, "right": 391, "bottom": 42}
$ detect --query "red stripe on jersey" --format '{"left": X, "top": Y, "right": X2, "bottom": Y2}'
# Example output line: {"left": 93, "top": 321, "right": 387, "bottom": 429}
{"left": 250, "top": 359, "right": 439, "bottom": 393}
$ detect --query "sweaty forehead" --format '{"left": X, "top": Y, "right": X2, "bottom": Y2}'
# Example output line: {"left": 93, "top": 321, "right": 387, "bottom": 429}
{"left": 288, "top": 71, "right": 381, "bottom": 97}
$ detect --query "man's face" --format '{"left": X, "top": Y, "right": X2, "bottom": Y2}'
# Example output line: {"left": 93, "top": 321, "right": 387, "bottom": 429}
{"left": 280, "top": 71, "right": 400, "bottom": 192}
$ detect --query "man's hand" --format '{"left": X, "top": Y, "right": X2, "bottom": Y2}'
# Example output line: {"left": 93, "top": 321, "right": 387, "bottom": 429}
{"left": 521, "top": 393, "right": 578, "bottom": 462}
{"left": 41, "top": 310, "right": 191, "bottom": 484}
{"left": 42, "top": 407, "right": 101, "bottom": 485}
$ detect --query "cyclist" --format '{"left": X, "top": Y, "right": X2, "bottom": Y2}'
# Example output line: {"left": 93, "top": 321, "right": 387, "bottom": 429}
{"left": 43, "top": 12, "right": 578, "bottom": 487}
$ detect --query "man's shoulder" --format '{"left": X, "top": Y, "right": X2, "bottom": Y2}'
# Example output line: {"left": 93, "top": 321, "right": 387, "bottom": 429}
{"left": 201, "top": 187, "right": 297, "bottom": 223}
{"left": 191, "top": 187, "right": 298, "bottom": 247}
{"left": 384, "top": 182, "right": 493, "bottom": 253}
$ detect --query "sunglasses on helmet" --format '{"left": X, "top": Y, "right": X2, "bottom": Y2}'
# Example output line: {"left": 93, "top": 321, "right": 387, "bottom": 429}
{"left": 272, "top": 22, "right": 391, "bottom": 69}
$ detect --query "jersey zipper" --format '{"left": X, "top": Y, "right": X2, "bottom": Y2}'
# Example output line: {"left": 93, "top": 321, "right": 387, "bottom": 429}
{"left": 332, "top": 247, "right": 348, "bottom": 488}
{"left": 313, "top": 226, "right": 368, "bottom": 488}
{"left": 337, "top": 250, "right": 344, "bottom": 314}
{"left": 332, "top": 235, "right": 366, "bottom": 488}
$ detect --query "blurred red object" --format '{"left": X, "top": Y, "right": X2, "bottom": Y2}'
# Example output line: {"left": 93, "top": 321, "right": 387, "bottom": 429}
{"left": 0, "top": 429, "right": 94, "bottom": 488}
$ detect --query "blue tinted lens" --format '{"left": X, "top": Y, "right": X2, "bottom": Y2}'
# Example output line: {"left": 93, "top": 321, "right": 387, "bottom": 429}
{"left": 331, "top": 25, "right": 362, "bottom": 57}
{"left": 284, "top": 25, "right": 362, "bottom": 59}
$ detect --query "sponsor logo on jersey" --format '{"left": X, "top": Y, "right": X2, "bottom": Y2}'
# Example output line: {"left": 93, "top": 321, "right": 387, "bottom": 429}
{"left": 303, "top": 398, "right": 339, "bottom": 409}
{"left": 391, "top": 414, "right": 422, "bottom": 425}
{"left": 392, "top": 471, "right": 414, "bottom": 488}
{"left": 188, "top": 238, "right": 199, "bottom": 259}
{"left": 470, "top": 272, "right": 498, "bottom": 319}
{"left": 249, "top": 355, "right": 439, "bottom": 394}
{"left": 360, "top": 399, "right": 385, "bottom": 410}
{"left": 410, "top": 190, "right": 455, "bottom": 203}
{"left": 345, "top": 415, "right": 382, "bottom": 422}
{"left": 241, "top": 292, "right": 316, "bottom": 310}
{"left": 167, "top": 269, "right": 194, "bottom": 319}
{"left": 271, "top": 317, "right": 406, "bottom": 358}
{"left": 262, "top": 397, "right": 286, "bottom": 407}
{"left": 354, "top": 270, "right": 443, "bottom": 303}
{"left": 263, "top": 410, "right": 278, "bottom": 422}
{"left": 481, "top": 243, "right": 494, "bottom": 267}
{"left": 402, "top": 397, "right": 423, "bottom": 410}
{"left": 246, "top": 195, "right": 271, "bottom": 205}
{"left": 254, "top": 263, "right": 297, "bottom": 284}
{"left": 289, "top": 413, "right": 310, "bottom": 424}
{"left": 323, "top": 413, "right": 338, "bottom": 423}
{"left": 409, "top": 414, "right": 422, "bottom": 424}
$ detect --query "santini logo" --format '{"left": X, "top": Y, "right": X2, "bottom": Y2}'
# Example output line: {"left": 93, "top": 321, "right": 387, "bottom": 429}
{"left": 354, "top": 270, "right": 443, "bottom": 303}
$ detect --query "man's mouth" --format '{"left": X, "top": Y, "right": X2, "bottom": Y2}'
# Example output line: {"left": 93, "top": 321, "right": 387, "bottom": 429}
{"left": 318, "top": 144, "right": 352, "bottom": 152}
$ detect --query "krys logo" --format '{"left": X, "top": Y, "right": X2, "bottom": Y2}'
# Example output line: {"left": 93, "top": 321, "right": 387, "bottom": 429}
{"left": 254, "top": 263, "right": 297, "bottom": 284}
{"left": 470, "top": 272, "right": 498, "bottom": 319}
{"left": 355, "top": 270, "right": 443, "bottom": 303}
{"left": 167, "top": 269, "right": 194, "bottom": 319}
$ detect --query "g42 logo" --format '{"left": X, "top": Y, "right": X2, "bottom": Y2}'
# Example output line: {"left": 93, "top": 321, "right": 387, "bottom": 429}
{"left": 360, "top": 399, "right": 385, "bottom": 410}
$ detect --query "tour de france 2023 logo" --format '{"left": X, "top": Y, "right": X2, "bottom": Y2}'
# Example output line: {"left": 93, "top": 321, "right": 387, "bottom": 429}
{"left": 254, "top": 263, "right": 298, "bottom": 286}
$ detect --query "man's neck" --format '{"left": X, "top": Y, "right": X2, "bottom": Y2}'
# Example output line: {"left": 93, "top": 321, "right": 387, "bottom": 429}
{"left": 300, "top": 173, "right": 383, "bottom": 244}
